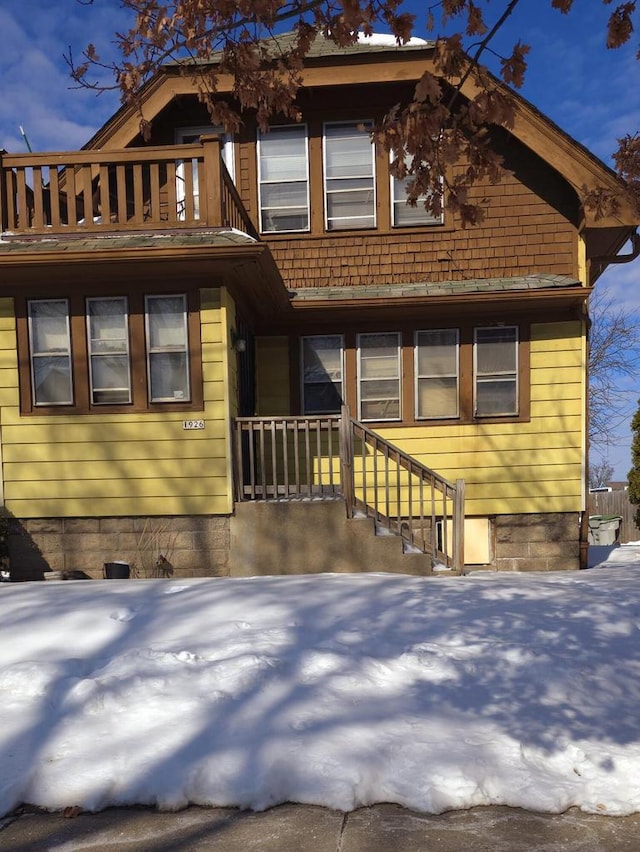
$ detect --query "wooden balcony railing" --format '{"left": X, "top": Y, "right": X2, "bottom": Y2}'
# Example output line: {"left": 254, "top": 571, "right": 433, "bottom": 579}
{"left": 0, "top": 135, "right": 258, "bottom": 239}
{"left": 234, "top": 407, "right": 465, "bottom": 573}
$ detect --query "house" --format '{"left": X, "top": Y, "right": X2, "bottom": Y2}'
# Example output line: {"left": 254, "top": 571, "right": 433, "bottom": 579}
{"left": 0, "top": 34, "right": 638, "bottom": 580}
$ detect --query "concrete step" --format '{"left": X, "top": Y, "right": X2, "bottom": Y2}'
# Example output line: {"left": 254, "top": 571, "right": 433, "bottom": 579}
{"left": 229, "top": 500, "right": 432, "bottom": 577}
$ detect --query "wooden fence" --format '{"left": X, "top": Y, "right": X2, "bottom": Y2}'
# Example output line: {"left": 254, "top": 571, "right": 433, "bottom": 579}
{"left": 588, "top": 490, "right": 639, "bottom": 543}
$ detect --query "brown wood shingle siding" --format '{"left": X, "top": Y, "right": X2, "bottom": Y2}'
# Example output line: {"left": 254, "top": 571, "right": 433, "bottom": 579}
{"left": 142, "top": 90, "right": 579, "bottom": 292}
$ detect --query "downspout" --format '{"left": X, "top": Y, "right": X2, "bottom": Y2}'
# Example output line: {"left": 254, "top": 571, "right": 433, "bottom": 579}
{"left": 581, "top": 229, "right": 640, "bottom": 568}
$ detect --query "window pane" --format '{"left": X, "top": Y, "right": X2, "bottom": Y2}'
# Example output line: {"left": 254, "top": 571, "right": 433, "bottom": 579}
{"left": 146, "top": 295, "right": 190, "bottom": 403}
{"left": 33, "top": 356, "right": 73, "bottom": 405}
{"left": 302, "top": 335, "right": 343, "bottom": 414}
{"left": 361, "top": 399, "right": 400, "bottom": 420}
{"left": 147, "top": 296, "right": 188, "bottom": 349}
{"left": 30, "top": 300, "right": 69, "bottom": 353}
{"left": 28, "top": 300, "right": 73, "bottom": 406}
{"left": 476, "top": 327, "right": 517, "bottom": 373}
{"left": 416, "top": 330, "right": 458, "bottom": 375}
{"left": 476, "top": 379, "right": 517, "bottom": 416}
{"left": 261, "top": 182, "right": 308, "bottom": 208}
{"left": 417, "top": 377, "right": 458, "bottom": 418}
{"left": 259, "top": 125, "right": 309, "bottom": 233}
{"left": 149, "top": 352, "right": 190, "bottom": 402}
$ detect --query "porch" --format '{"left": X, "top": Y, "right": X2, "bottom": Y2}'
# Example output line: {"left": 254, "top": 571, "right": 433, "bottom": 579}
{"left": 233, "top": 407, "right": 465, "bottom": 574}
{"left": 0, "top": 136, "right": 255, "bottom": 238}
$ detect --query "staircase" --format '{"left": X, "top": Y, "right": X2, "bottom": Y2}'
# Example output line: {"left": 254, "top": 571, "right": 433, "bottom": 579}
{"left": 233, "top": 406, "right": 465, "bottom": 575}
{"left": 229, "top": 500, "right": 439, "bottom": 576}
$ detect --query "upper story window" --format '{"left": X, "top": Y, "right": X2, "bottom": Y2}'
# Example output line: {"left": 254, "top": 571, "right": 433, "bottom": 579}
{"left": 357, "top": 332, "right": 401, "bottom": 421}
{"left": 301, "top": 335, "right": 344, "bottom": 414}
{"left": 324, "top": 121, "right": 376, "bottom": 231}
{"left": 20, "top": 293, "right": 202, "bottom": 414}
{"left": 258, "top": 125, "right": 310, "bottom": 233}
{"left": 415, "top": 329, "right": 459, "bottom": 419}
{"left": 474, "top": 326, "right": 519, "bottom": 416}
{"left": 86, "top": 297, "right": 132, "bottom": 405}
{"left": 28, "top": 299, "right": 73, "bottom": 406}
{"left": 391, "top": 154, "right": 444, "bottom": 227}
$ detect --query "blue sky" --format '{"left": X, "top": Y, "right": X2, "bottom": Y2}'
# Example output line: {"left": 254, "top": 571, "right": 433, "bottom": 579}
{"left": 0, "top": 0, "right": 638, "bottom": 477}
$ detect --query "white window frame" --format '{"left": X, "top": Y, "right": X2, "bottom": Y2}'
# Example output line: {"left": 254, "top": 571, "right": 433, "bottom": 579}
{"left": 474, "top": 326, "right": 519, "bottom": 417}
{"left": 391, "top": 154, "right": 444, "bottom": 227}
{"left": 301, "top": 334, "right": 344, "bottom": 414}
{"left": 357, "top": 332, "right": 402, "bottom": 422}
{"left": 86, "top": 296, "right": 132, "bottom": 405}
{"left": 323, "top": 120, "right": 376, "bottom": 231}
{"left": 175, "top": 125, "right": 235, "bottom": 220}
{"left": 145, "top": 294, "right": 191, "bottom": 404}
{"left": 415, "top": 329, "right": 459, "bottom": 419}
{"left": 257, "top": 124, "right": 310, "bottom": 234}
{"left": 27, "top": 299, "right": 73, "bottom": 406}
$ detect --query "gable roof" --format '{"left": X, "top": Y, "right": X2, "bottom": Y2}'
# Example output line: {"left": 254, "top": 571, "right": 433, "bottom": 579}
{"left": 84, "top": 31, "right": 638, "bottom": 237}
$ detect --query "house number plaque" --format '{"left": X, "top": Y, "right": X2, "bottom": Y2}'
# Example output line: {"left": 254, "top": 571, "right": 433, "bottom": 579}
{"left": 183, "top": 420, "right": 205, "bottom": 430}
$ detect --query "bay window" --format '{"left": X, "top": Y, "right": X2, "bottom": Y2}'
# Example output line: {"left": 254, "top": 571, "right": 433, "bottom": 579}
{"left": 20, "top": 292, "right": 201, "bottom": 414}
{"left": 324, "top": 121, "right": 376, "bottom": 230}
{"left": 258, "top": 125, "right": 310, "bottom": 232}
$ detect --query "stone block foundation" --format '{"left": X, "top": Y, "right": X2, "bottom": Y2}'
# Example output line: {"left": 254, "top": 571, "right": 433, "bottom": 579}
{"left": 493, "top": 513, "right": 581, "bottom": 572}
{"left": 7, "top": 515, "right": 231, "bottom": 581}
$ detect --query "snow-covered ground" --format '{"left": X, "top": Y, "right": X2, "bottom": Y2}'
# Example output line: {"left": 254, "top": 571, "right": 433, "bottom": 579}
{"left": 2, "top": 545, "right": 640, "bottom": 819}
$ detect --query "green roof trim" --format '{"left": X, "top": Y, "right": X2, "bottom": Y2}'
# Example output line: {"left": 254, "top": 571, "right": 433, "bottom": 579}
{"left": 0, "top": 229, "right": 257, "bottom": 254}
{"left": 291, "top": 274, "right": 583, "bottom": 301}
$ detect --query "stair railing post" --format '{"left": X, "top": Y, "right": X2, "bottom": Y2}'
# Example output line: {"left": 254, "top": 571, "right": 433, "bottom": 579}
{"left": 453, "top": 478, "right": 465, "bottom": 574}
{"left": 339, "top": 405, "right": 355, "bottom": 518}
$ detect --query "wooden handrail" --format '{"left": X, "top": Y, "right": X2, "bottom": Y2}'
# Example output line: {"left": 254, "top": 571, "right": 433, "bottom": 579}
{"left": 234, "top": 407, "right": 465, "bottom": 574}
{"left": 0, "top": 137, "right": 258, "bottom": 238}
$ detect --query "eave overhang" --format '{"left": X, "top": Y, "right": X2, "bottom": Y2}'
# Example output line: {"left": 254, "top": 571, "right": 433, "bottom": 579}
{"left": 0, "top": 232, "right": 292, "bottom": 324}
{"left": 256, "top": 274, "right": 591, "bottom": 332}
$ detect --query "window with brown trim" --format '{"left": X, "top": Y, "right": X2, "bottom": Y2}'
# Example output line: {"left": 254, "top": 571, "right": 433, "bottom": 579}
{"left": 18, "top": 291, "right": 203, "bottom": 415}
{"left": 294, "top": 323, "right": 529, "bottom": 426}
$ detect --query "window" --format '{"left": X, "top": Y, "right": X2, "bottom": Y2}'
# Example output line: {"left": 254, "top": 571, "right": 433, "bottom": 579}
{"left": 20, "top": 293, "right": 201, "bottom": 414}
{"left": 391, "top": 154, "right": 443, "bottom": 227}
{"left": 415, "top": 329, "right": 459, "bottom": 419}
{"left": 358, "top": 332, "right": 401, "bottom": 421}
{"left": 301, "top": 335, "right": 344, "bottom": 413}
{"left": 258, "top": 125, "right": 310, "bottom": 233}
{"left": 474, "top": 326, "right": 518, "bottom": 416}
{"left": 28, "top": 299, "right": 73, "bottom": 406}
{"left": 324, "top": 121, "right": 376, "bottom": 230}
{"left": 87, "top": 297, "right": 131, "bottom": 404}
{"left": 145, "top": 295, "right": 190, "bottom": 403}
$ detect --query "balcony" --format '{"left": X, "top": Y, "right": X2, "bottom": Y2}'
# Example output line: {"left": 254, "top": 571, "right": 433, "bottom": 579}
{"left": 0, "top": 135, "right": 257, "bottom": 240}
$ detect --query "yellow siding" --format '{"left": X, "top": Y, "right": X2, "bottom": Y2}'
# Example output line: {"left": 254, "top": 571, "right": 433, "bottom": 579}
{"left": 256, "top": 336, "right": 290, "bottom": 415}
{"left": 0, "top": 289, "right": 236, "bottom": 518}
{"left": 378, "top": 320, "right": 586, "bottom": 516}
